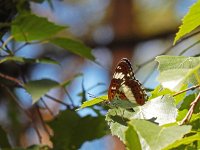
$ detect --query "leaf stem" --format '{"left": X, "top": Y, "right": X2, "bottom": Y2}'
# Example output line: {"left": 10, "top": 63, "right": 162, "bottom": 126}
{"left": 180, "top": 91, "right": 200, "bottom": 125}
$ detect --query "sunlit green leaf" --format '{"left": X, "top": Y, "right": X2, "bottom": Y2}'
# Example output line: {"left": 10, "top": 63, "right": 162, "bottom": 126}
{"left": 125, "top": 124, "right": 142, "bottom": 150}
{"left": 156, "top": 55, "right": 200, "bottom": 91}
{"left": 164, "top": 133, "right": 200, "bottom": 150}
{"left": 128, "top": 119, "right": 191, "bottom": 150}
{"left": 106, "top": 95, "right": 178, "bottom": 142}
{"left": 174, "top": 0, "right": 200, "bottom": 44}
{"left": 49, "top": 37, "right": 95, "bottom": 61}
{"left": 132, "top": 95, "right": 178, "bottom": 125}
{"left": 149, "top": 85, "right": 173, "bottom": 100}
{"left": 77, "top": 95, "right": 108, "bottom": 110}
{"left": 149, "top": 85, "right": 186, "bottom": 105}
{"left": 24, "top": 79, "right": 59, "bottom": 104}
{"left": 105, "top": 108, "right": 129, "bottom": 142}
{"left": 11, "top": 12, "right": 66, "bottom": 41}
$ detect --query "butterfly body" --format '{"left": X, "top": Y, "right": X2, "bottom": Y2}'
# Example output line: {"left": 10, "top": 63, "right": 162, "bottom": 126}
{"left": 108, "top": 58, "right": 146, "bottom": 108}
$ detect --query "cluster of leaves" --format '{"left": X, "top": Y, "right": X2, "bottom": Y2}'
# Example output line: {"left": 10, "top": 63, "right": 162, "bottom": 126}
{"left": 82, "top": 55, "right": 200, "bottom": 150}
{"left": 0, "top": 1, "right": 108, "bottom": 150}
{"left": 1, "top": 0, "right": 200, "bottom": 149}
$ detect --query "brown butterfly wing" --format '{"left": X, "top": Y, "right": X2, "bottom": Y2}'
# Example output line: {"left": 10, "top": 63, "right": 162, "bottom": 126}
{"left": 108, "top": 58, "right": 146, "bottom": 105}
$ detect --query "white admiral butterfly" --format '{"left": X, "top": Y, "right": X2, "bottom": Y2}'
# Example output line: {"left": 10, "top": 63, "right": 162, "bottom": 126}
{"left": 108, "top": 58, "right": 146, "bottom": 108}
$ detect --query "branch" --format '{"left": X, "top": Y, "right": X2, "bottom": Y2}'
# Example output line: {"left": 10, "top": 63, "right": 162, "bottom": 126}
{"left": 173, "top": 85, "right": 200, "bottom": 97}
{"left": 135, "top": 30, "right": 200, "bottom": 73}
{"left": 40, "top": 98, "right": 54, "bottom": 116}
{"left": 3, "top": 85, "right": 42, "bottom": 143}
{"left": 180, "top": 91, "right": 200, "bottom": 125}
{"left": 0, "top": 72, "right": 23, "bottom": 87}
{"left": 45, "top": 94, "right": 73, "bottom": 109}
{"left": 36, "top": 105, "right": 52, "bottom": 137}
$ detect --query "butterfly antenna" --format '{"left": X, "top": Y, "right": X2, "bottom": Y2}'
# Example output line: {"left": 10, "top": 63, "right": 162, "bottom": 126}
{"left": 88, "top": 93, "right": 108, "bottom": 103}
{"left": 88, "top": 93, "right": 97, "bottom": 99}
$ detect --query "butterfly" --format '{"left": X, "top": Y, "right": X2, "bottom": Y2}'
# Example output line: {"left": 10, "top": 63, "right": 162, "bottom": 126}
{"left": 107, "top": 58, "right": 146, "bottom": 109}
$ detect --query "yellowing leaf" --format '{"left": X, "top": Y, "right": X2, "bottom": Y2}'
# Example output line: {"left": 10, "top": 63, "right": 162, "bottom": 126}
{"left": 174, "top": 0, "right": 200, "bottom": 44}
{"left": 77, "top": 95, "right": 108, "bottom": 110}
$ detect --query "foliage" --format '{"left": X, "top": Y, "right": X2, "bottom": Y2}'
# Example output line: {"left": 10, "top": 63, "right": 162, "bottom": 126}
{"left": 48, "top": 110, "right": 107, "bottom": 150}
{"left": 80, "top": 55, "right": 200, "bottom": 150}
{"left": 174, "top": 0, "right": 200, "bottom": 44}
{"left": 0, "top": 0, "right": 200, "bottom": 150}
{"left": 156, "top": 55, "right": 200, "bottom": 91}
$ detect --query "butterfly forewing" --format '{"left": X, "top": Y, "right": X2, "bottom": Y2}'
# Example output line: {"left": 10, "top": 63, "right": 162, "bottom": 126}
{"left": 108, "top": 58, "right": 146, "bottom": 106}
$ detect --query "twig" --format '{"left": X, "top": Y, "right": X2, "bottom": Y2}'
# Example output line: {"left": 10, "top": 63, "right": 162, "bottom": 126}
{"left": 0, "top": 72, "right": 23, "bottom": 87}
{"left": 179, "top": 40, "right": 200, "bottom": 56}
{"left": 180, "top": 91, "right": 200, "bottom": 125}
{"left": 45, "top": 94, "right": 72, "bottom": 109}
{"left": 40, "top": 98, "right": 54, "bottom": 116}
{"left": 13, "top": 43, "right": 29, "bottom": 53}
{"left": 63, "top": 88, "right": 75, "bottom": 107}
{"left": 135, "top": 30, "right": 200, "bottom": 73}
{"left": 35, "top": 105, "right": 51, "bottom": 137}
{"left": 4, "top": 86, "right": 42, "bottom": 142}
{"left": 173, "top": 85, "right": 200, "bottom": 97}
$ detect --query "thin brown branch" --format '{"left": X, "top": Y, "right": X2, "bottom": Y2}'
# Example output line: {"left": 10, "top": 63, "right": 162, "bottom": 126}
{"left": 41, "top": 98, "right": 54, "bottom": 116}
{"left": 180, "top": 91, "right": 200, "bottom": 125}
{"left": 179, "top": 40, "right": 200, "bottom": 56}
{"left": 4, "top": 86, "right": 42, "bottom": 143}
{"left": 45, "top": 94, "right": 73, "bottom": 109}
{"left": 173, "top": 85, "right": 200, "bottom": 97}
{"left": 63, "top": 88, "right": 75, "bottom": 107}
{"left": 0, "top": 72, "right": 23, "bottom": 87}
{"left": 36, "top": 105, "right": 51, "bottom": 137}
{"left": 135, "top": 30, "right": 200, "bottom": 73}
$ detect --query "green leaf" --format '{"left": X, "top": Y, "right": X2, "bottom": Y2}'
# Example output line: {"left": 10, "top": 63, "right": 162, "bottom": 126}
{"left": 164, "top": 133, "right": 200, "bottom": 150}
{"left": 0, "top": 56, "right": 59, "bottom": 65}
{"left": 77, "top": 95, "right": 108, "bottom": 110}
{"left": 149, "top": 85, "right": 186, "bottom": 105}
{"left": 174, "top": 0, "right": 200, "bottom": 44}
{"left": 125, "top": 124, "right": 142, "bottom": 150}
{"left": 49, "top": 37, "right": 95, "bottom": 61}
{"left": 11, "top": 12, "right": 66, "bottom": 42}
{"left": 105, "top": 95, "right": 178, "bottom": 142}
{"left": 48, "top": 110, "right": 107, "bottom": 150}
{"left": 156, "top": 55, "right": 200, "bottom": 91}
{"left": 132, "top": 95, "right": 178, "bottom": 125}
{"left": 128, "top": 119, "right": 191, "bottom": 150}
{"left": 105, "top": 108, "right": 129, "bottom": 142}
{"left": 0, "top": 126, "right": 10, "bottom": 148}
{"left": 24, "top": 79, "right": 59, "bottom": 104}
{"left": 149, "top": 85, "right": 173, "bottom": 100}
